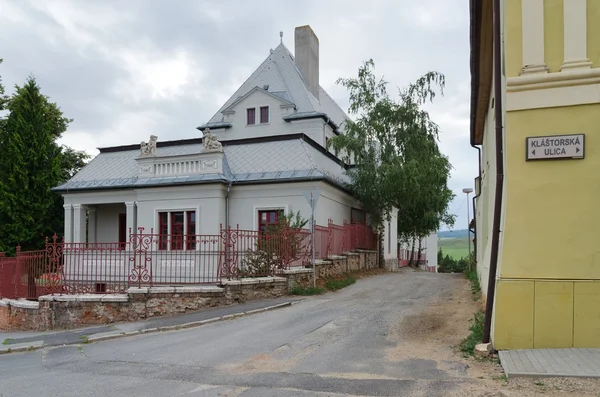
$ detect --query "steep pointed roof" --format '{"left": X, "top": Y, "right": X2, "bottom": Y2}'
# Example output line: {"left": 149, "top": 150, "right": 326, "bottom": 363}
{"left": 207, "top": 43, "right": 348, "bottom": 128}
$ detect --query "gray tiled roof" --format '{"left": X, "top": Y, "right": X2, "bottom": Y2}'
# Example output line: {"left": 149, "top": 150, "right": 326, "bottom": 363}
{"left": 207, "top": 44, "right": 349, "bottom": 128}
{"left": 53, "top": 137, "right": 349, "bottom": 192}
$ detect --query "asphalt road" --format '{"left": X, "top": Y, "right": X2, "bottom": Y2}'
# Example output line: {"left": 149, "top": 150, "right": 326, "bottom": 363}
{"left": 0, "top": 270, "right": 473, "bottom": 397}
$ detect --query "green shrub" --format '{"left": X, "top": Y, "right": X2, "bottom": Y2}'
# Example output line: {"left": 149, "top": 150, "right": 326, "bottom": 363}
{"left": 465, "top": 267, "right": 481, "bottom": 297}
{"left": 325, "top": 276, "right": 356, "bottom": 291}
{"left": 459, "top": 311, "right": 484, "bottom": 355}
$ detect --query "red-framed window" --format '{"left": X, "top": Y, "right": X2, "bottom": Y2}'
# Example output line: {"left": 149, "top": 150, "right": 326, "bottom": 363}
{"left": 158, "top": 212, "right": 169, "bottom": 250}
{"left": 158, "top": 210, "right": 196, "bottom": 250}
{"left": 260, "top": 106, "right": 269, "bottom": 123}
{"left": 247, "top": 108, "right": 256, "bottom": 125}
{"left": 186, "top": 212, "right": 196, "bottom": 250}
{"left": 171, "top": 212, "right": 185, "bottom": 250}
{"left": 258, "top": 209, "right": 283, "bottom": 234}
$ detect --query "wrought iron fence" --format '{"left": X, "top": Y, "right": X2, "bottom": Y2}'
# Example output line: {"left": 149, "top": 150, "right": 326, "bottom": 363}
{"left": 0, "top": 220, "right": 377, "bottom": 299}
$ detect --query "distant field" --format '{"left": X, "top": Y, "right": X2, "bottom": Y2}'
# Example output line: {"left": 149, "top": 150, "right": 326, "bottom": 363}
{"left": 438, "top": 237, "right": 470, "bottom": 260}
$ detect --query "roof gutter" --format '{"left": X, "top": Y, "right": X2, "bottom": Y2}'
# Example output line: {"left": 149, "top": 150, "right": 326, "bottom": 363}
{"left": 482, "top": 0, "right": 505, "bottom": 344}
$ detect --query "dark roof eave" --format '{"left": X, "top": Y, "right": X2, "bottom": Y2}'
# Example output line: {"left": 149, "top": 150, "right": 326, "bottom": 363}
{"left": 195, "top": 122, "right": 233, "bottom": 131}
{"left": 231, "top": 175, "right": 353, "bottom": 195}
{"left": 52, "top": 178, "right": 229, "bottom": 193}
{"left": 469, "top": 0, "right": 483, "bottom": 146}
{"left": 283, "top": 113, "right": 341, "bottom": 136}
{"left": 53, "top": 175, "right": 354, "bottom": 196}
{"left": 96, "top": 132, "right": 351, "bottom": 171}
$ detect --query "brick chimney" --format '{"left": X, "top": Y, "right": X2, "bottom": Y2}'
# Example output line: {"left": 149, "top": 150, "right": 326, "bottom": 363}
{"left": 294, "top": 25, "right": 319, "bottom": 100}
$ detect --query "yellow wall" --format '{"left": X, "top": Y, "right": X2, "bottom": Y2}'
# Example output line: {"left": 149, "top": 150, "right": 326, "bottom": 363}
{"left": 502, "top": 104, "right": 600, "bottom": 280}
{"left": 505, "top": 0, "right": 522, "bottom": 78}
{"left": 485, "top": 0, "right": 600, "bottom": 350}
{"left": 494, "top": 280, "right": 600, "bottom": 349}
{"left": 589, "top": 0, "right": 600, "bottom": 68}
{"left": 543, "top": 0, "right": 564, "bottom": 72}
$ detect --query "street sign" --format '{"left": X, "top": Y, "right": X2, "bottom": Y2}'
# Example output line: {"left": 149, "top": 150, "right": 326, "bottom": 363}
{"left": 526, "top": 134, "right": 585, "bottom": 161}
{"left": 302, "top": 190, "right": 321, "bottom": 208}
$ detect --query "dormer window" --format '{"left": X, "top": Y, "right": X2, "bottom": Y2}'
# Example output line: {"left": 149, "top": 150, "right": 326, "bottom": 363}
{"left": 247, "top": 108, "right": 256, "bottom": 125}
{"left": 260, "top": 106, "right": 269, "bottom": 123}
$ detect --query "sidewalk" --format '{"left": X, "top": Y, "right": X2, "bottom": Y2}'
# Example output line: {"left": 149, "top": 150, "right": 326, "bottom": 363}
{"left": 499, "top": 348, "right": 600, "bottom": 379}
{"left": 1, "top": 297, "right": 302, "bottom": 354}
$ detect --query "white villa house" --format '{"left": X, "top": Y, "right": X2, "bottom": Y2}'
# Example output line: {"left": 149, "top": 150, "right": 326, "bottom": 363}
{"left": 52, "top": 25, "right": 400, "bottom": 283}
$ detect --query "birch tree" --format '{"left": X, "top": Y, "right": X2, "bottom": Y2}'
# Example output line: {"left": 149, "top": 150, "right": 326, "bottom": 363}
{"left": 328, "top": 60, "right": 455, "bottom": 254}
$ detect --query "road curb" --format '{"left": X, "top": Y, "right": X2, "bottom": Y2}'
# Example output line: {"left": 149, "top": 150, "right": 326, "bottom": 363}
{"left": 0, "top": 340, "right": 44, "bottom": 355}
{"left": 0, "top": 301, "right": 295, "bottom": 354}
{"left": 87, "top": 301, "right": 293, "bottom": 343}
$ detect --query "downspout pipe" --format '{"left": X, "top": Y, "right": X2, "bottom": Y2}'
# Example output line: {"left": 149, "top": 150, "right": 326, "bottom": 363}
{"left": 225, "top": 180, "right": 232, "bottom": 230}
{"left": 482, "top": 0, "right": 505, "bottom": 344}
{"left": 471, "top": 146, "right": 481, "bottom": 262}
{"left": 225, "top": 180, "right": 233, "bottom": 279}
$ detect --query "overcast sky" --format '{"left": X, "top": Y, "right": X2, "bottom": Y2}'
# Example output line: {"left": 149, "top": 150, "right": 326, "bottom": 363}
{"left": 0, "top": 0, "right": 477, "bottom": 232}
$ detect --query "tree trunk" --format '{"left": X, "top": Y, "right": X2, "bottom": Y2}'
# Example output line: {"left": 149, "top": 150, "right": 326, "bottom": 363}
{"left": 416, "top": 237, "right": 423, "bottom": 270}
{"left": 378, "top": 226, "right": 384, "bottom": 268}
{"left": 408, "top": 234, "right": 416, "bottom": 267}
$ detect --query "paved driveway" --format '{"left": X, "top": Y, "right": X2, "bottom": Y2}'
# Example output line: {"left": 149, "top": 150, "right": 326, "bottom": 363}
{"left": 0, "top": 270, "right": 487, "bottom": 396}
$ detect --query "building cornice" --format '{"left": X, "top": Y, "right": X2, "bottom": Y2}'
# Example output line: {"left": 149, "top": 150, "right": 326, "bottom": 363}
{"left": 507, "top": 68, "right": 600, "bottom": 92}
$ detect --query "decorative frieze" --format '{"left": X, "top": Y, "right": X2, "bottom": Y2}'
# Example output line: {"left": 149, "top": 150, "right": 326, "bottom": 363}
{"left": 137, "top": 152, "right": 224, "bottom": 177}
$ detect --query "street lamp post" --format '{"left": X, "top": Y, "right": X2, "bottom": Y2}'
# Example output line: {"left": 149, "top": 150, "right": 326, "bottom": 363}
{"left": 462, "top": 188, "right": 474, "bottom": 272}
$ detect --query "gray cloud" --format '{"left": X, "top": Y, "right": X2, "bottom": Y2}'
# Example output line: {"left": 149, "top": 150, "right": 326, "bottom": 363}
{"left": 0, "top": 0, "right": 477, "bottom": 231}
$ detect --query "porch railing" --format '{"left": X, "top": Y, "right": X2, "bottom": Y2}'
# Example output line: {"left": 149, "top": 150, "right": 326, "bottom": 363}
{"left": 0, "top": 219, "right": 377, "bottom": 299}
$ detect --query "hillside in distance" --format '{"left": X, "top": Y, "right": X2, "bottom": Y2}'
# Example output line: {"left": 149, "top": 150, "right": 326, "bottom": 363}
{"left": 438, "top": 229, "right": 469, "bottom": 239}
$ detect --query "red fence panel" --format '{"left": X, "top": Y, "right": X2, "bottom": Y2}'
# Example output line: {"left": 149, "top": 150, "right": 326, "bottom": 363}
{"left": 219, "top": 226, "right": 311, "bottom": 278}
{"left": 1, "top": 219, "right": 378, "bottom": 299}
{"left": 314, "top": 224, "right": 329, "bottom": 259}
{"left": 0, "top": 255, "right": 17, "bottom": 299}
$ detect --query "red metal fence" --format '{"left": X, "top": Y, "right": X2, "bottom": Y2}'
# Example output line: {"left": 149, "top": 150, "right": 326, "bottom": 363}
{"left": 0, "top": 220, "right": 376, "bottom": 299}
{"left": 397, "top": 248, "right": 426, "bottom": 268}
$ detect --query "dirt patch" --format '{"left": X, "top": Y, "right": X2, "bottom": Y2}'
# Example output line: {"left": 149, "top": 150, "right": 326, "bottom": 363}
{"left": 386, "top": 274, "right": 600, "bottom": 396}
{"left": 386, "top": 275, "right": 480, "bottom": 365}
{"left": 398, "top": 313, "right": 446, "bottom": 338}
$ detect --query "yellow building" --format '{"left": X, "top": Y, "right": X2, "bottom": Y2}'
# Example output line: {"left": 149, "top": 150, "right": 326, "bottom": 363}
{"left": 470, "top": 0, "right": 600, "bottom": 350}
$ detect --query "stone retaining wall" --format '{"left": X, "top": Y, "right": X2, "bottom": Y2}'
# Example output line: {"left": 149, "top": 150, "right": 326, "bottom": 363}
{"left": 281, "top": 250, "right": 379, "bottom": 289}
{"left": 0, "top": 278, "right": 288, "bottom": 331}
{"left": 0, "top": 250, "right": 377, "bottom": 331}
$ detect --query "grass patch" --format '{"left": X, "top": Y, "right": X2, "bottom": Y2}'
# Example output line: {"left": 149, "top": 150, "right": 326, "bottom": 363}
{"left": 78, "top": 335, "right": 91, "bottom": 344}
{"left": 459, "top": 310, "right": 485, "bottom": 356}
{"left": 465, "top": 267, "right": 481, "bottom": 297}
{"left": 291, "top": 275, "right": 357, "bottom": 295}
{"left": 2, "top": 338, "right": 11, "bottom": 346}
{"left": 291, "top": 286, "right": 325, "bottom": 295}
{"left": 325, "top": 276, "right": 356, "bottom": 291}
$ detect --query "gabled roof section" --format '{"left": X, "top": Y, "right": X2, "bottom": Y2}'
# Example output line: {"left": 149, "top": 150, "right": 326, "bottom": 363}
{"left": 206, "top": 43, "right": 349, "bottom": 128}
{"left": 220, "top": 86, "right": 296, "bottom": 114}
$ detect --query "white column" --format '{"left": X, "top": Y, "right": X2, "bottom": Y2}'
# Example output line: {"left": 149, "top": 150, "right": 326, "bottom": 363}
{"left": 87, "top": 207, "right": 97, "bottom": 243}
{"left": 72, "top": 204, "right": 87, "bottom": 243}
{"left": 63, "top": 204, "right": 73, "bottom": 243}
{"left": 125, "top": 202, "right": 137, "bottom": 240}
{"left": 561, "top": 0, "right": 592, "bottom": 71}
{"left": 521, "top": 0, "right": 548, "bottom": 74}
